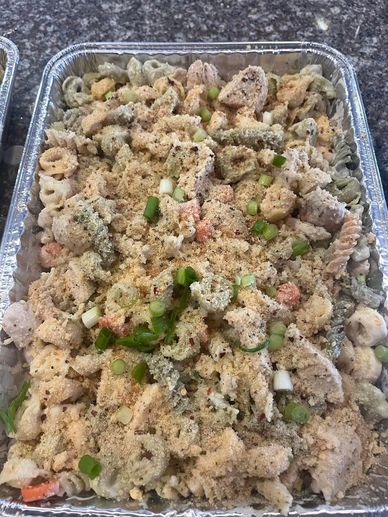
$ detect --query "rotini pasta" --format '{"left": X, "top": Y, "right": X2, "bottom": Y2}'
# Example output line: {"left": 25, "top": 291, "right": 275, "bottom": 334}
{"left": 326, "top": 211, "right": 362, "bottom": 277}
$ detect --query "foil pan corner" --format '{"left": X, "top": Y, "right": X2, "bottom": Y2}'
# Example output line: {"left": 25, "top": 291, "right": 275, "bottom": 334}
{"left": 0, "top": 36, "right": 19, "bottom": 155}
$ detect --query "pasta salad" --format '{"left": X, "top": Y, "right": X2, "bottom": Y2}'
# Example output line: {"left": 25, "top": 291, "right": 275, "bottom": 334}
{"left": 0, "top": 56, "right": 387, "bottom": 513}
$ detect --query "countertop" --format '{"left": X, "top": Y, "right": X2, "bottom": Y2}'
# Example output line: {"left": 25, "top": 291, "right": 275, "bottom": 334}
{"left": 0, "top": 0, "right": 387, "bottom": 234}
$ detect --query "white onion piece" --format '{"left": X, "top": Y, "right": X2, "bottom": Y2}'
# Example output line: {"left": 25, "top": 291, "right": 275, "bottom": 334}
{"left": 81, "top": 306, "right": 101, "bottom": 329}
{"left": 273, "top": 370, "right": 293, "bottom": 392}
{"left": 159, "top": 178, "right": 174, "bottom": 195}
{"left": 262, "top": 111, "right": 273, "bottom": 126}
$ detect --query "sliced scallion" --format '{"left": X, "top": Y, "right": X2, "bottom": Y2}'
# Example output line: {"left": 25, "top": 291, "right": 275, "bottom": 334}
{"left": 258, "top": 174, "right": 273, "bottom": 187}
{"left": 149, "top": 300, "right": 166, "bottom": 318}
{"left": 251, "top": 220, "right": 267, "bottom": 235}
{"left": 208, "top": 86, "right": 220, "bottom": 100}
{"left": 268, "top": 333, "right": 284, "bottom": 351}
{"left": 241, "top": 274, "right": 256, "bottom": 287}
{"left": 95, "top": 327, "right": 114, "bottom": 351}
{"left": 283, "top": 402, "right": 310, "bottom": 424}
{"left": 246, "top": 199, "right": 258, "bottom": 216}
{"left": 198, "top": 106, "right": 212, "bottom": 122}
{"left": 143, "top": 196, "right": 160, "bottom": 222}
{"left": 292, "top": 240, "right": 310, "bottom": 257}
{"left": 192, "top": 128, "right": 207, "bottom": 142}
{"left": 265, "top": 286, "right": 277, "bottom": 298}
{"left": 172, "top": 187, "right": 186, "bottom": 203}
{"left": 262, "top": 223, "right": 279, "bottom": 241}
{"left": 110, "top": 359, "right": 127, "bottom": 375}
{"left": 272, "top": 154, "right": 287, "bottom": 167}
{"left": 269, "top": 321, "right": 287, "bottom": 336}
{"left": 374, "top": 345, "right": 388, "bottom": 363}
{"left": 78, "top": 455, "right": 102, "bottom": 480}
{"left": 131, "top": 361, "right": 148, "bottom": 383}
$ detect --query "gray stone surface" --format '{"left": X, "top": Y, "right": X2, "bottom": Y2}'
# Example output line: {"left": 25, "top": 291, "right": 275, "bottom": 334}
{"left": 0, "top": 0, "right": 386, "bottom": 232}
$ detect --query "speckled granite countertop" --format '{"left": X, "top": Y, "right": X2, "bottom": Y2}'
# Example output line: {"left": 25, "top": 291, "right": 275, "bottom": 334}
{"left": 0, "top": 0, "right": 386, "bottom": 234}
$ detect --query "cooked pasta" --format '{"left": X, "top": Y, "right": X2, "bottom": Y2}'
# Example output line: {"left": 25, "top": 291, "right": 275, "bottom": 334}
{"left": 0, "top": 57, "right": 386, "bottom": 515}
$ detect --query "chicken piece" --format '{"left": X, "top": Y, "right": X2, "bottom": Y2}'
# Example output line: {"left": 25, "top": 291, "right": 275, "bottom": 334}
{"left": 218, "top": 66, "right": 268, "bottom": 114}
{"left": 304, "top": 410, "right": 364, "bottom": 501}
{"left": 165, "top": 142, "right": 214, "bottom": 200}
{"left": 202, "top": 199, "right": 248, "bottom": 238}
{"left": 260, "top": 183, "right": 297, "bottom": 222}
{"left": 276, "top": 73, "right": 313, "bottom": 108}
{"left": 182, "top": 85, "right": 206, "bottom": 115}
{"left": 208, "top": 184, "right": 235, "bottom": 203}
{"left": 299, "top": 187, "right": 346, "bottom": 232}
{"left": 0, "top": 458, "right": 47, "bottom": 489}
{"left": 2, "top": 301, "right": 38, "bottom": 349}
{"left": 352, "top": 347, "right": 382, "bottom": 383}
{"left": 296, "top": 294, "right": 333, "bottom": 336}
{"left": 36, "top": 316, "right": 83, "bottom": 349}
{"left": 91, "top": 77, "right": 115, "bottom": 100}
{"left": 346, "top": 307, "right": 387, "bottom": 347}
{"left": 216, "top": 145, "right": 257, "bottom": 184}
{"left": 257, "top": 478, "right": 293, "bottom": 515}
{"left": 224, "top": 307, "right": 266, "bottom": 350}
{"left": 286, "top": 217, "right": 331, "bottom": 241}
{"left": 273, "top": 324, "right": 343, "bottom": 404}
{"left": 187, "top": 60, "right": 222, "bottom": 90}
{"left": 352, "top": 382, "right": 388, "bottom": 421}
{"left": 246, "top": 444, "right": 292, "bottom": 478}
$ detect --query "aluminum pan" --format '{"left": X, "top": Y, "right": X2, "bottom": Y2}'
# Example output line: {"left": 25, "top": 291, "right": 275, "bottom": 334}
{"left": 0, "top": 41, "right": 387, "bottom": 517}
{"left": 0, "top": 36, "right": 18, "bottom": 155}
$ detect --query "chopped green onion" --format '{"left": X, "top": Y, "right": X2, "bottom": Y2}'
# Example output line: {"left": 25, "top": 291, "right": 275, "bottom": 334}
{"left": 149, "top": 300, "right": 166, "bottom": 318}
{"left": 176, "top": 266, "right": 198, "bottom": 287}
{"left": 115, "top": 406, "right": 132, "bottom": 424}
{"left": 241, "top": 274, "right": 256, "bottom": 287}
{"left": 269, "top": 321, "right": 287, "bottom": 336}
{"left": 246, "top": 199, "right": 258, "bottom": 216}
{"left": 207, "top": 86, "right": 220, "bottom": 100}
{"left": 143, "top": 196, "right": 160, "bottom": 222}
{"left": 258, "top": 174, "right": 273, "bottom": 187}
{"left": 374, "top": 345, "right": 388, "bottom": 363}
{"left": 198, "top": 106, "right": 212, "bottom": 122}
{"left": 232, "top": 283, "right": 239, "bottom": 300}
{"left": 265, "top": 286, "right": 277, "bottom": 298}
{"left": 192, "top": 128, "right": 207, "bottom": 142}
{"left": 105, "top": 91, "right": 114, "bottom": 100}
{"left": 234, "top": 275, "right": 242, "bottom": 286}
{"left": 95, "top": 327, "right": 114, "bottom": 351}
{"left": 151, "top": 314, "right": 169, "bottom": 336}
{"left": 116, "top": 325, "right": 158, "bottom": 353}
{"left": 262, "top": 223, "right": 279, "bottom": 241}
{"left": 78, "top": 455, "right": 102, "bottom": 480}
{"left": 240, "top": 339, "right": 269, "bottom": 353}
{"left": 120, "top": 89, "right": 138, "bottom": 104}
{"left": 251, "top": 220, "right": 267, "bottom": 235}
{"left": 81, "top": 306, "right": 101, "bottom": 329}
{"left": 131, "top": 361, "right": 148, "bottom": 383}
{"left": 292, "top": 240, "right": 310, "bottom": 257}
{"left": 110, "top": 359, "right": 127, "bottom": 375}
{"left": 356, "top": 273, "right": 366, "bottom": 284}
{"left": 0, "top": 381, "right": 30, "bottom": 435}
{"left": 272, "top": 154, "right": 287, "bottom": 167}
{"left": 172, "top": 187, "right": 186, "bottom": 203}
{"left": 283, "top": 402, "right": 310, "bottom": 424}
{"left": 268, "top": 333, "right": 284, "bottom": 351}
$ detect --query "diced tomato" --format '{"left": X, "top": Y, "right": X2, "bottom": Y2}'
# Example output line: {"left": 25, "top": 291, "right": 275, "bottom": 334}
{"left": 39, "top": 241, "right": 64, "bottom": 268}
{"left": 196, "top": 219, "right": 215, "bottom": 243}
{"left": 179, "top": 199, "right": 201, "bottom": 222}
{"left": 98, "top": 314, "right": 131, "bottom": 337}
{"left": 21, "top": 479, "right": 64, "bottom": 502}
{"left": 276, "top": 282, "right": 300, "bottom": 308}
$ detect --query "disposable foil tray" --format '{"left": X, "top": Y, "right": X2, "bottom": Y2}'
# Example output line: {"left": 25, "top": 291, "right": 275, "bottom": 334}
{"left": 0, "top": 42, "right": 387, "bottom": 517}
{"left": 0, "top": 36, "right": 18, "bottom": 155}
